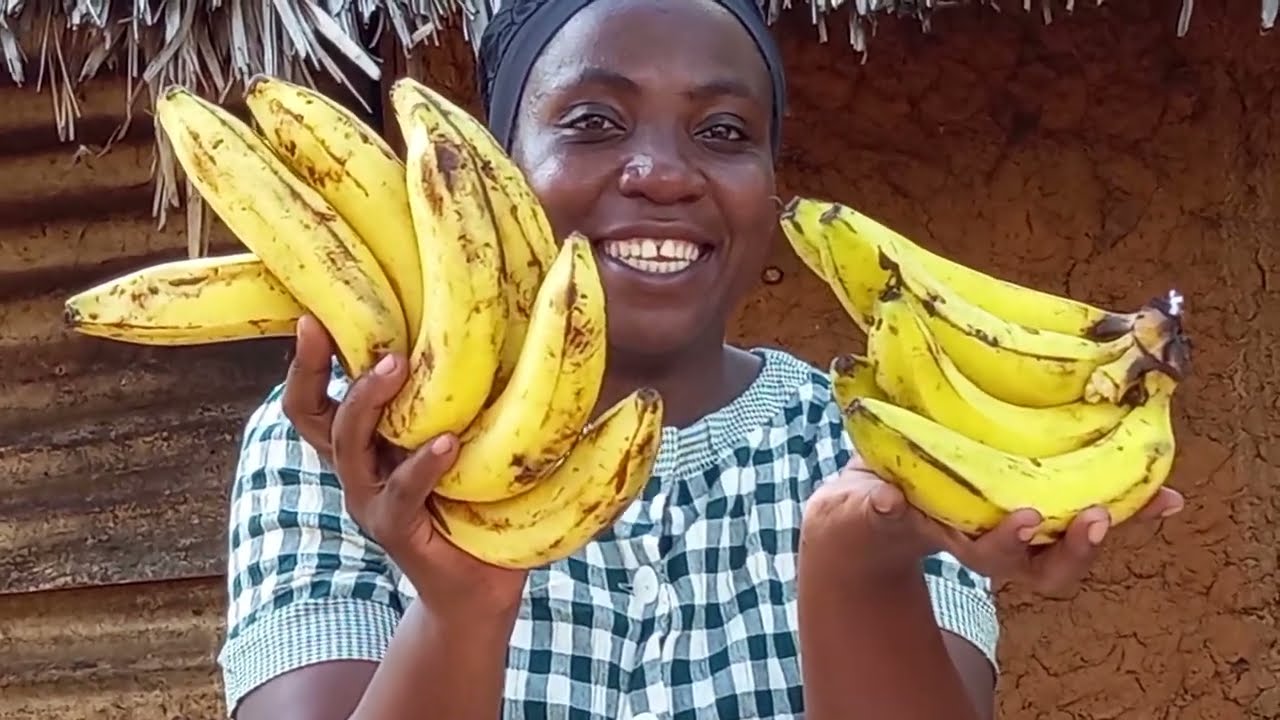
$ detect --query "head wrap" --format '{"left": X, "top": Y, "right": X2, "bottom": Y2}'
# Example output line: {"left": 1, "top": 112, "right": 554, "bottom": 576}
{"left": 476, "top": 0, "right": 787, "bottom": 154}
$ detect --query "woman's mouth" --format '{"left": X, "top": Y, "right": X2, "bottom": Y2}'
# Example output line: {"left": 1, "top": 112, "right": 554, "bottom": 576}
{"left": 598, "top": 238, "right": 710, "bottom": 275}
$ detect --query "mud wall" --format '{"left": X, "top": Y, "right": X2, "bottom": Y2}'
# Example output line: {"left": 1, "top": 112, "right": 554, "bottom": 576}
{"left": 747, "top": 3, "right": 1278, "bottom": 718}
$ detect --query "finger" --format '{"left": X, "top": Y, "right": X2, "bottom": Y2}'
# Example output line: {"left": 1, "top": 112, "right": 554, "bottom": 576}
{"left": 1133, "top": 487, "right": 1185, "bottom": 522}
{"left": 385, "top": 434, "right": 460, "bottom": 510}
{"left": 282, "top": 315, "right": 339, "bottom": 458}
{"left": 331, "top": 353, "right": 409, "bottom": 496}
{"left": 968, "top": 508, "right": 1044, "bottom": 559}
{"left": 1030, "top": 506, "right": 1109, "bottom": 597}
{"left": 923, "top": 507, "right": 1041, "bottom": 578}
{"left": 842, "top": 470, "right": 938, "bottom": 556}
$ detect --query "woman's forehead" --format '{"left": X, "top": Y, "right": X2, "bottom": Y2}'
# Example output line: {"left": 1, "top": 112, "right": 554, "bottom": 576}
{"left": 531, "top": 0, "right": 771, "bottom": 102}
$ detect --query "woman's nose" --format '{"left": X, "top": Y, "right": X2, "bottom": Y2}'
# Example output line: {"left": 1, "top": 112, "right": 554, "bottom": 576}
{"left": 616, "top": 143, "right": 707, "bottom": 205}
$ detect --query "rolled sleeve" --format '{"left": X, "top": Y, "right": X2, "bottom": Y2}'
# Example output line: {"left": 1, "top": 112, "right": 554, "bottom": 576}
{"left": 217, "top": 383, "right": 406, "bottom": 714}
{"left": 922, "top": 551, "right": 1000, "bottom": 670}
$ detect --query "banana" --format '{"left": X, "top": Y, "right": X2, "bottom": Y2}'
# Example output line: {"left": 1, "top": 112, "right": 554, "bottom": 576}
{"left": 378, "top": 86, "right": 508, "bottom": 448}
{"left": 428, "top": 388, "right": 665, "bottom": 569}
{"left": 64, "top": 253, "right": 303, "bottom": 345}
{"left": 865, "top": 290, "right": 1130, "bottom": 457}
{"left": 780, "top": 197, "right": 1135, "bottom": 340}
{"left": 154, "top": 86, "right": 409, "bottom": 375}
{"left": 829, "top": 353, "right": 887, "bottom": 404}
{"left": 393, "top": 78, "right": 559, "bottom": 398}
{"left": 243, "top": 75, "right": 425, "bottom": 341}
{"left": 843, "top": 370, "right": 1178, "bottom": 545}
{"left": 433, "top": 233, "right": 607, "bottom": 502}
{"left": 887, "top": 259, "right": 1135, "bottom": 408}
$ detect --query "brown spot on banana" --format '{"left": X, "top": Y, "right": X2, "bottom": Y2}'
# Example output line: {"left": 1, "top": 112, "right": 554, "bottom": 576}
{"left": 164, "top": 275, "right": 209, "bottom": 288}
{"left": 415, "top": 346, "right": 435, "bottom": 374}
{"left": 1086, "top": 314, "right": 1134, "bottom": 342}
{"left": 420, "top": 162, "right": 446, "bottom": 216}
{"left": 434, "top": 143, "right": 462, "bottom": 192}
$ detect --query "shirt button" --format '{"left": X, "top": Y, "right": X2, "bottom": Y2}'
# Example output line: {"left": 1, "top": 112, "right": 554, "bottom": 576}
{"left": 633, "top": 566, "right": 660, "bottom": 605}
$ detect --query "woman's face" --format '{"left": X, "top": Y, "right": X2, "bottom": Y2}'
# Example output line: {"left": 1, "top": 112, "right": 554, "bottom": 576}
{"left": 508, "top": 0, "right": 778, "bottom": 362}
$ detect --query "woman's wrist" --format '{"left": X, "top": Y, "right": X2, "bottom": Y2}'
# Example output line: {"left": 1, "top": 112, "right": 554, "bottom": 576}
{"left": 414, "top": 586, "right": 523, "bottom": 639}
{"left": 800, "top": 515, "right": 929, "bottom": 592}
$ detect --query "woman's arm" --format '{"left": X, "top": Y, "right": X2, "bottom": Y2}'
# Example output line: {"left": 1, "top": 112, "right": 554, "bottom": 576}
{"left": 350, "top": 599, "right": 515, "bottom": 720}
{"left": 230, "top": 328, "right": 530, "bottom": 720}
{"left": 222, "top": 386, "right": 402, "bottom": 720}
{"left": 798, "top": 553, "right": 994, "bottom": 720}
{"left": 797, "top": 375, "right": 999, "bottom": 720}
{"left": 223, "top": 385, "right": 512, "bottom": 720}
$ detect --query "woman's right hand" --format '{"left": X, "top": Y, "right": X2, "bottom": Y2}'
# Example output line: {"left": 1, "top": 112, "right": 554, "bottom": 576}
{"left": 280, "top": 314, "right": 529, "bottom": 621}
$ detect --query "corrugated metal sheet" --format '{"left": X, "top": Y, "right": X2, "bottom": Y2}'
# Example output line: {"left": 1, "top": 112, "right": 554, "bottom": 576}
{"left": 0, "top": 73, "right": 293, "bottom": 596}
{"left": 0, "top": 577, "right": 226, "bottom": 719}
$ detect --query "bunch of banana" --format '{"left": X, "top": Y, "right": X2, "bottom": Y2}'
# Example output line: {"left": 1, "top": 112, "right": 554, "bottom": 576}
{"left": 842, "top": 371, "right": 1178, "bottom": 545}
{"left": 791, "top": 196, "right": 1192, "bottom": 541}
{"left": 61, "top": 75, "right": 665, "bottom": 570}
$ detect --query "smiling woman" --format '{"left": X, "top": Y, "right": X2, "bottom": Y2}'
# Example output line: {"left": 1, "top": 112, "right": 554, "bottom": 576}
{"left": 216, "top": 1, "right": 1004, "bottom": 719}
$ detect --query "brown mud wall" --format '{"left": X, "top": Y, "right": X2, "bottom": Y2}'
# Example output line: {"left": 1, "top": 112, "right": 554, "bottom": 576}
{"left": 751, "top": 3, "right": 1278, "bottom": 718}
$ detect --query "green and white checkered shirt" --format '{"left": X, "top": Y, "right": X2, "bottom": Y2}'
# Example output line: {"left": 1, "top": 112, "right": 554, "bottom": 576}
{"left": 218, "top": 347, "right": 999, "bottom": 718}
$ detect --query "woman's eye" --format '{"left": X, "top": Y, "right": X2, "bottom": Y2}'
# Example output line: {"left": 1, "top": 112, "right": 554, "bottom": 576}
{"left": 701, "top": 124, "right": 745, "bottom": 142}
{"left": 570, "top": 114, "right": 617, "bottom": 132}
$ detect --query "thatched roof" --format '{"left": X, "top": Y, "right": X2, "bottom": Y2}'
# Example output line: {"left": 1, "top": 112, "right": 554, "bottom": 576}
{"left": 1, "top": 0, "right": 1274, "bottom": 247}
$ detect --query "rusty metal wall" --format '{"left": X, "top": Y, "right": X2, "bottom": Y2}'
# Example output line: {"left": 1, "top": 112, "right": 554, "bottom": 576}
{"left": 0, "top": 578, "right": 227, "bottom": 719}
{"left": 0, "top": 73, "right": 292, "bottom": 597}
{"left": 0, "top": 62, "right": 385, "bottom": 718}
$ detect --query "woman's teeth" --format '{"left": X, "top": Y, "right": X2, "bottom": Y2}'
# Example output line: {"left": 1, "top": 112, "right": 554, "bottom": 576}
{"left": 600, "top": 238, "right": 705, "bottom": 275}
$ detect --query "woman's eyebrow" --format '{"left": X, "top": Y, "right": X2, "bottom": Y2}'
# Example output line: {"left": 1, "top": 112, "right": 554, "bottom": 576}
{"left": 553, "top": 68, "right": 762, "bottom": 105}
{"left": 552, "top": 67, "right": 640, "bottom": 95}
{"left": 683, "top": 77, "right": 759, "bottom": 103}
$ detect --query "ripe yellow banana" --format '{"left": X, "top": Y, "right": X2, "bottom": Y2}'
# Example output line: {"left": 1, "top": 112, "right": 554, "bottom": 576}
{"left": 844, "top": 370, "right": 1178, "bottom": 545}
{"left": 243, "top": 75, "right": 425, "bottom": 341}
{"left": 866, "top": 290, "right": 1131, "bottom": 456}
{"left": 429, "top": 388, "right": 665, "bottom": 569}
{"left": 780, "top": 197, "right": 1135, "bottom": 340}
{"left": 154, "top": 86, "right": 409, "bottom": 375}
{"left": 433, "top": 233, "right": 607, "bottom": 502}
{"left": 378, "top": 86, "right": 508, "bottom": 448}
{"left": 828, "top": 353, "right": 886, "bottom": 405}
{"left": 888, "top": 259, "right": 1135, "bottom": 408}
{"left": 392, "top": 78, "right": 559, "bottom": 398}
{"left": 64, "top": 253, "right": 303, "bottom": 345}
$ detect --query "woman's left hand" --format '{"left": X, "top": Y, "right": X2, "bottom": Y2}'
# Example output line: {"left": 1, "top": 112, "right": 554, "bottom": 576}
{"left": 802, "top": 458, "right": 1185, "bottom": 598}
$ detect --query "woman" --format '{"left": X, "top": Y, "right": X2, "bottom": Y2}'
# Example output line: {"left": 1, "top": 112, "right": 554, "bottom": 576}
{"left": 217, "top": 1, "right": 1184, "bottom": 718}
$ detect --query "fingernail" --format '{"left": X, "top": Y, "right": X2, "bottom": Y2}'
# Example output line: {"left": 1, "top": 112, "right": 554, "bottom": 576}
{"left": 1017, "top": 525, "right": 1039, "bottom": 543}
{"left": 870, "top": 486, "right": 896, "bottom": 515}
{"left": 430, "top": 435, "right": 454, "bottom": 455}
{"left": 374, "top": 354, "right": 397, "bottom": 375}
{"left": 1160, "top": 504, "right": 1183, "bottom": 519}
{"left": 1087, "top": 521, "right": 1109, "bottom": 545}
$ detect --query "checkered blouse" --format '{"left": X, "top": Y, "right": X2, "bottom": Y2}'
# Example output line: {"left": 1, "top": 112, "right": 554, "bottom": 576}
{"left": 217, "top": 347, "right": 998, "bottom": 719}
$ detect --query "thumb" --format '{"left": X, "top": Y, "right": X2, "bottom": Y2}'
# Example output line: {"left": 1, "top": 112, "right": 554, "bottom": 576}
{"left": 840, "top": 458, "right": 912, "bottom": 529}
